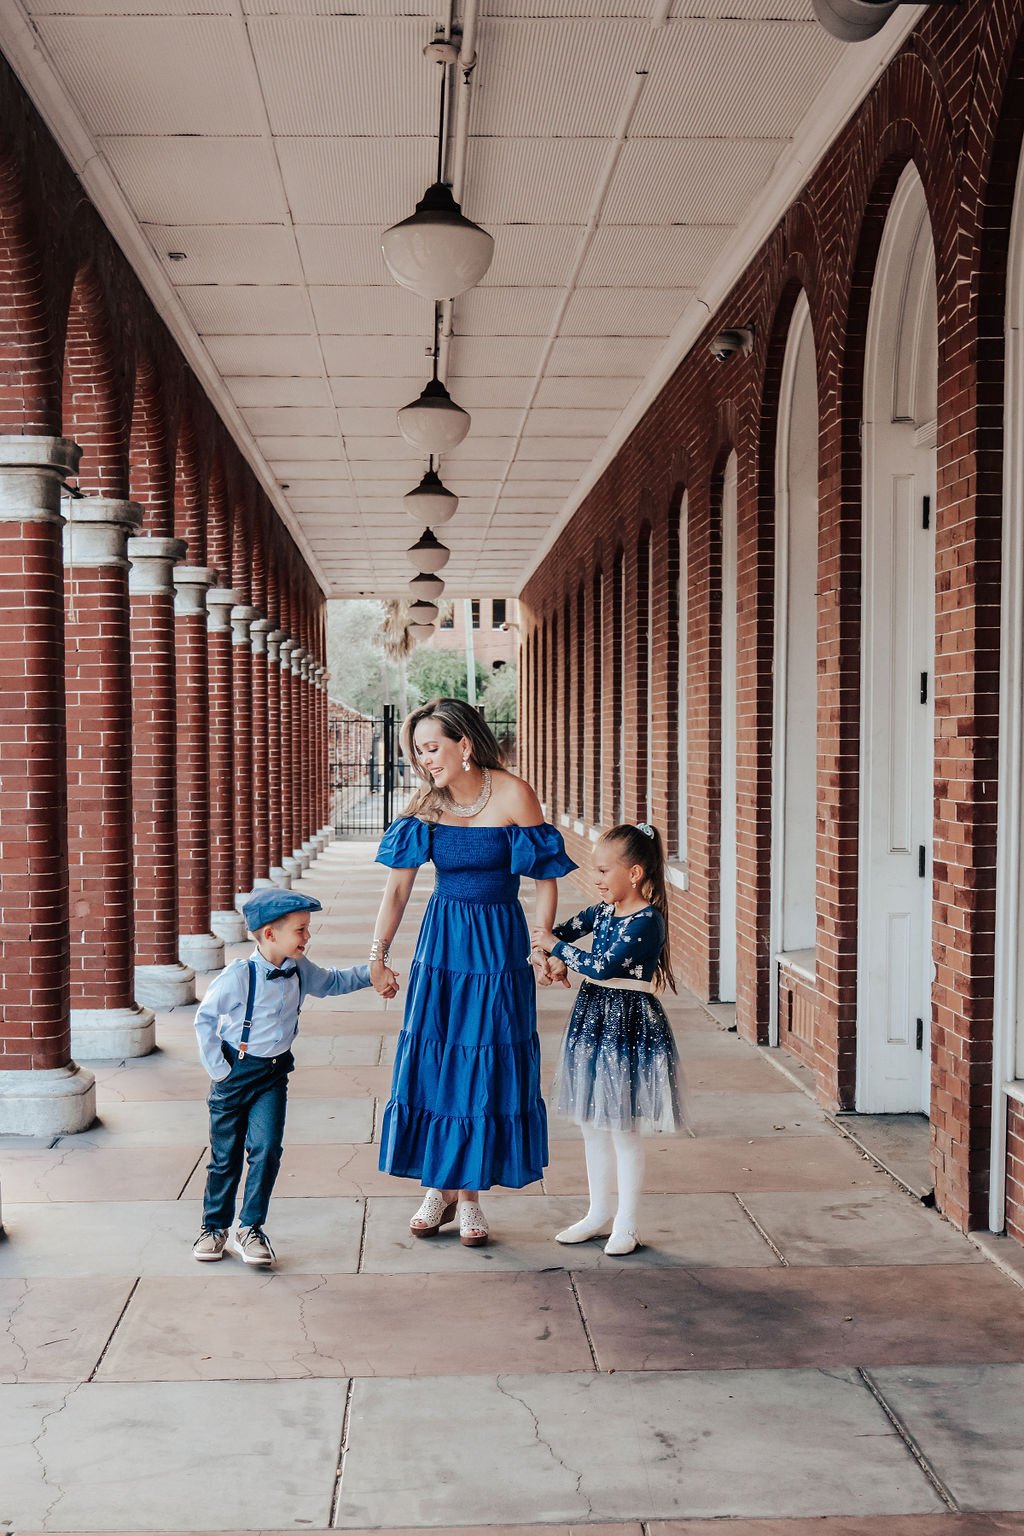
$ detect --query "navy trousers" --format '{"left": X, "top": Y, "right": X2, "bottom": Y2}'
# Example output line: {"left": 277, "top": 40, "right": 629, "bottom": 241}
{"left": 202, "top": 1045, "right": 293, "bottom": 1230}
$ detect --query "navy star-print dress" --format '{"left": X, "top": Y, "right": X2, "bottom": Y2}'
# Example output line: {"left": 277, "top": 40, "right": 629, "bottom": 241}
{"left": 550, "top": 903, "right": 681, "bottom": 1134}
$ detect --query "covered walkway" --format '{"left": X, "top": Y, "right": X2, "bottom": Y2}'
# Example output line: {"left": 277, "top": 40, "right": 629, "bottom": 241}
{"left": 2, "top": 844, "right": 1024, "bottom": 1530}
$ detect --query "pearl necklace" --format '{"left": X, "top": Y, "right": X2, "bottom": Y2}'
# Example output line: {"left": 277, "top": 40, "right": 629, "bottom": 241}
{"left": 444, "top": 767, "right": 492, "bottom": 819}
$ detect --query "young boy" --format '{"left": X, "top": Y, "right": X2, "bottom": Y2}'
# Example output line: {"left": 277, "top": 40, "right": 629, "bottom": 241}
{"left": 192, "top": 889, "right": 386, "bottom": 1267}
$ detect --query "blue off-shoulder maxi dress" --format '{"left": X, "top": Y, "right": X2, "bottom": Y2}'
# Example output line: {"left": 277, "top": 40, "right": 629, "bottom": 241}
{"left": 375, "top": 816, "right": 576, "bottom": 1191}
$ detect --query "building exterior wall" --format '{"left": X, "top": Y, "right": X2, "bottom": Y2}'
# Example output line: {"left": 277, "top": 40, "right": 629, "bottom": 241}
{"left": 520, "top": 0, "right": 1024, "bottom": 1239}
{"left": 427, "top": 597, "right": 518, "bottom": 670}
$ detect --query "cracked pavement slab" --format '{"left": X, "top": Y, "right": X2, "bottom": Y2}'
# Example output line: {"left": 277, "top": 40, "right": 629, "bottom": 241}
{"left": 334, "top": 1368, "right": 945, "bottom": 1526}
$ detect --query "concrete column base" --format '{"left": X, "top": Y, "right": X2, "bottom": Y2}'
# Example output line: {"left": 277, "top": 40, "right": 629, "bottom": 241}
{"left": 269, "top": 866, "right": 292, "bottom": 889}
{"left": 233, "top": 890, "right": 254, "bottom": 916}
{"left": 72, "top": 1005, "right": 156, "bottom": 1060}
{"left": 211, "top": 909, "right": 246, "bottom": 943}
{"left": 282, "top": 856, "right": 303, "bottom": 879}
{"left": 0, "top": 1063, "right": 97, "bottom": 1137}
{"left": 292, "top": 847, "right": 311, "bottom": 872}
{"left": 135, "top": 962, "right": 197, "bottom": 1009}
{"left": 179, "top": 933, "right": 225, "bottom": 973}
{"left": 252, "top": 877, "right": 276, "bottom": 891}
{"left": 302, "top": 838, "right": 318, "bottom": 861}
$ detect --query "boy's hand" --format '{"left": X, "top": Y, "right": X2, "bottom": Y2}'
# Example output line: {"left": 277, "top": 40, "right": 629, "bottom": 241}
{"left": 370, "top": 960, "right": 400, "bottom": 1000}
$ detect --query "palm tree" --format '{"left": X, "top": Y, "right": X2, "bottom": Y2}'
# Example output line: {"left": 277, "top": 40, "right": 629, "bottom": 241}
{"left": 379, "top": 600, "right": 413, "bottom": 716}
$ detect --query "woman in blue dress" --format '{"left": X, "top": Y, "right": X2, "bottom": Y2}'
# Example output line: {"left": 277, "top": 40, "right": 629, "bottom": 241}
{"left": 369, "top": 697, "right": 576, "bottom": 1247}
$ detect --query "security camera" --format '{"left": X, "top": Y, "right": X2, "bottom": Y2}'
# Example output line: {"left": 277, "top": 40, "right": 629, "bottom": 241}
{"left": 709, "top": 327, "right": 755, "bottom": 362}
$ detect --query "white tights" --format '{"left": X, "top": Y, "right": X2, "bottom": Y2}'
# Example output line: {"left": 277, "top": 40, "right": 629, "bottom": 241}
{"left": 563, "top": 1122, "right": 646, "bottom": 1240}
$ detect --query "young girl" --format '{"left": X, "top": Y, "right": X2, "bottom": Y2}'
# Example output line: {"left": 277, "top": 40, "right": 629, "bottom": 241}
{"left": 531, "top": 822, "right": 680, "bottom": 1256}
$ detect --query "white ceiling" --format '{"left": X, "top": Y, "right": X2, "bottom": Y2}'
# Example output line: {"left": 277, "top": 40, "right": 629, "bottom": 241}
{"left": 8, "top": 0, "right": 899, "bottom": 596}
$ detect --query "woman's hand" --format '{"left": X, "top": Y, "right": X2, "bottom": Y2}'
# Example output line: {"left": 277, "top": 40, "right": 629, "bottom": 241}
{"left": 370, "top": 959, "right": 400, "bottom": 1000}
{"left": 531, "top": 926, "right": 558, "bottom": 954}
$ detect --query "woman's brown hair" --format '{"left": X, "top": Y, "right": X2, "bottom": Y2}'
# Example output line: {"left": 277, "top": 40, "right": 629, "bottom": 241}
{"left": 401, "top": 697, "right": 505, "bottom": 821}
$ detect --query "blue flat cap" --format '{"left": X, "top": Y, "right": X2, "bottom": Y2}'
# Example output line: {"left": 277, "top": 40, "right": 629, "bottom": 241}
{"left": 242, "top": 889, "right": 323, "bottom": 933}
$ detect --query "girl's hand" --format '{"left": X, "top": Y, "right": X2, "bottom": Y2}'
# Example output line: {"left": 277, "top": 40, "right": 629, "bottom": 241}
{"left": 370, "top": 959, "right": 400, "bottom": 999}
{"left": 531, "top": 926, "right": 558, "bottom": 954}
{"left": 548, "top": 956, "right": 571, "bottom": 989}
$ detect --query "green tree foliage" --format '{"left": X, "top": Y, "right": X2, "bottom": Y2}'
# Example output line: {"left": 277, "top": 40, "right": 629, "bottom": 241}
{"left": 482, "top": 663, "right": 517, "bottom": 726}
{"left": 326, "top": 600, "right": 403, "bottom": 715}
{"left": 407, "top": 648, "right": 486, "bottom": 705}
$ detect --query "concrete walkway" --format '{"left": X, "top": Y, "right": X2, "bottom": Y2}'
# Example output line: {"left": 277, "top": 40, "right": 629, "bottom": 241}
{"left": 3, "top": 842, "right": 1024, "bottom": 1533}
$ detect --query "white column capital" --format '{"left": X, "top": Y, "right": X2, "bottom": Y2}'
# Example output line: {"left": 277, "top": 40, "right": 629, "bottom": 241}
{"left": 173, "top": 564, "right": 217, "bottom": 617}
{"left": 267, "top": 627, "right": 286, "bottom": 663}
{"left": 63, "top": 498, "right": 143, "bottom": 568}
{"left": 128, "top": 535, "right": 188, "bottom": 596}
{"left": 250, "top": 617, "right": 273, "bottom": 655}
{"left": 207, "top": 586, "right": 239, "bottom": 633}
{"left": 0, "top": 435, "right": 81, "bottom": 525}
{"left": 230, "top": 604, "right": 258, "bottom": 646}
{"left": 291, "top": 645, "right": 308, "bottom": 675}
{"left": 280, "top": 637, "right": 298, "bottom": 665}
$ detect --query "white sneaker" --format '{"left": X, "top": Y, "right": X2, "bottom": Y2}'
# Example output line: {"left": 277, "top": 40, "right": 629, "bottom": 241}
{"left": 233, "top": 1225, "right": 276, "bottom": 1267}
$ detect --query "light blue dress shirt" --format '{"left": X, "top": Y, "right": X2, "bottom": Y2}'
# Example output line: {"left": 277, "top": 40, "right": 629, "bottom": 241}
{"left": 195, "top": 948, "right": 372, "bottom": 1081}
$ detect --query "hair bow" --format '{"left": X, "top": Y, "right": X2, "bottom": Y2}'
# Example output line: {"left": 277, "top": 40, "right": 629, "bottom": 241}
{"left": 635, "top": 822, "right": 655, "bottom": 839}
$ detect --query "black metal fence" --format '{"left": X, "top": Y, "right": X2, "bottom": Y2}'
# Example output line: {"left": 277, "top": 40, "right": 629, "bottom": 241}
{"left": 328, "top": 706, "right": 518, "bottom": 839}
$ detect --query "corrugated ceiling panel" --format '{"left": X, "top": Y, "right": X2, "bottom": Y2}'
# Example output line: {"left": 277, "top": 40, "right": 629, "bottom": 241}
{"left": 242, "top": 407, "right": 339, "bottom": 435}
{"left": 547, "top": 335, "right": 662, "bottom": 375}
{"left": 178, "top": 285, "right": 311, "bottom": 335}
{"left": 515, "top": 435, "right": 604, "bottom": 462}
{"left": 505, "top": 460, "right": 584, "bottom": 481}
{"left": 295, "top": 227, "right": 390, "bottom": 285}
{"left": 448, "top": 410, "right": 523, "bottom": 437}
{"left": 276, "top": 137, "right": 435, "bottom": 224}
{"left": 482, "top": 225, "right": 586, "bottom": 287}
{"left": 242, "top": 0, "right": 435, "bottom": 14}
{"left": 311, "top": 286, "right": 427, "bottom": 336}
{"left": 450, "top": 336, "right": 547, "bottom": 377}
{"left": 251, "top": 18, "right": 436, "bottom": 136}
{"left": 632, "top": 19, "right": 845, "bottom": 139}
{"left": 473, "top": 19, "right": 648, "bottom": 138}
{"left": 321, "top": 335, "right": 427, "bottom": 375}
{"left": 330, "top": 377, "right": 424, "bottom": 406}
{"left": 228, "top": 377, "right": 333, "bottom": 408}
{"left": 205, "top": 333, "right": 323, "bottom": 375}
{"left": 446, "top": 436, "right": 517, "bottom": 461}
{"left": 336, "top": 407, "right": 405, "bottom": 437}
{"left": 671, "top": 1, "right": 825, "bottom": 23}
{"left": 455, "top": 287, "right": 564, "bottom": 339}
{"left": 104, "top": 138, "right": 286, "bottom": 223}
{"left": 445, "top": 377, "right": 536, "bottom": 408}
{"left": 464, "top": 138, "right": 610, "bottom": 224}
{"left": 522, "top": 407, "right": 620, "bottom": 435}
{"left": 269, "top": 459, "right": 348, "bottom": 478}
{"left": 35, "top": 16, "right": 264, "bottom": 135}
{"left": 259, "top": 435, "right": 343, "bottom": 460}
{"left": 561, "top": 286, "right": 692, "bottom": 337}
{"left": 578, "top": 224, "right": 732, "bottom": 287}
{"left": 602, "top": 137, "right": 787, "bottom": 224}
{"left": 533, "top": 375, "right": 639, "bottom": 408}
{"left": 275, "top": 477, "right": 352, "bottom": 497}
{"left": 149, "top": 225, "right": 302, "bottom": 286}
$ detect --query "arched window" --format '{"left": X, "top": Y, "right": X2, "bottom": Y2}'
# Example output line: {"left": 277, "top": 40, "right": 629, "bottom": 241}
{"left": 575, "top": 584, "right": 586, "bottom": 820}
{"left": 612, "top": 551, "right": 626, "bottom": 825}
{"left": 635, "top": 528, "right": 653, "bottom": 821}
{"left": 675, "top": 493, "right": 689, "bottom": 862}
{"left": 592, "top": 568, "right": 604, "bottom": 825}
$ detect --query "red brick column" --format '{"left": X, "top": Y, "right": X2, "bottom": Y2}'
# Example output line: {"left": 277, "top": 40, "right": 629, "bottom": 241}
{"left": 250, "top": 617, "right": 273, "bottom": 889}
{"left": 267, "top": 628, "right": 290, "bottom": 888}
{"left": 206, "top": 586, "right": 245, "bottom": 943}
{"left": 288, "top": 644, "right": 310, "bottom": 875}
{"left": 173, "top": 565, "right": 224, "bottom": 973}
{"left": 315, "top": 665, "right": 330, "bottom": 847}
{"left": 128, "top": 535, "right": 197, "bottom": 1009}
{"left": 300, "top": 654, "right": 316, "bottom": 862}
{"left": 64, "top": 497, "right": 156, "bottom": 1060}
{"left": 280, "top": 637, "right": 299, "bottom": 880}
{"left": 0, "top": 436, "right": 96, "bottom": 1134}
{"left": 230, "top": 603, "right": 257, "bottom": 906}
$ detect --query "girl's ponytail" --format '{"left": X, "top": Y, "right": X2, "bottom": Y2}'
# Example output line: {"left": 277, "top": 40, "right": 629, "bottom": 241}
{"left": 604, "top": 822, "right": 677, "bottom": 994}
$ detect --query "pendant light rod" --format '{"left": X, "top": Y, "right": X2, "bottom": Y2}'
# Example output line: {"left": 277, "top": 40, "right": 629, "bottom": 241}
{"left": 437, "top": 0, "right": 480, "bottom": 382}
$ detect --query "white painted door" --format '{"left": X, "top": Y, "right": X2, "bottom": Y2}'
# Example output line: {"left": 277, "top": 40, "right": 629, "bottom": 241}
{"left": 719, "top": 454, "right": 738, "bottom": 1003}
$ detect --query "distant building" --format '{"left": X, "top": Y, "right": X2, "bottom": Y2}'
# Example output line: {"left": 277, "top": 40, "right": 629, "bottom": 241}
{"left": 425, "top": 597, "right": 518, "bottom": 672}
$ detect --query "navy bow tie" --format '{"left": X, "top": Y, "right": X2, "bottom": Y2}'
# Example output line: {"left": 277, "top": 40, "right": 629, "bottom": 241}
{"left": 266, "top": 964, "right": 298, "bottom": 981}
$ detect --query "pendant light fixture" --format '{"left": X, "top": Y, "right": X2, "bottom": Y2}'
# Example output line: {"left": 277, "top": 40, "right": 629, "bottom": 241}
{"left": 381, "top": 43, "right": 493, "bottom": 300}
{"left": 408, "top": 598, "right": 440, "bottom": 626}
{"left": 404, "top": 460, "right": 458, "bottom": 524}
{"left": 409, "top": 571, "right": 446, "bottom": 601}
{"left": 398, "top": 376, "right": 470, "bottom": 451}
{"left": 406, "top": 527, "right": 450, "bottom": 572}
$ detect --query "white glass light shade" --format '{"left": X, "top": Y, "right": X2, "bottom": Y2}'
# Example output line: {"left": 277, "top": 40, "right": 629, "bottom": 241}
{"left": 409, "top": 619, "right": 436, "bottom": 637}
{"left": 382, "top": 182, "right": 494, "bottom": 300}
{"left": 404, "top": 469, "right": 458, "bottom": 525}
{"left": 811, "top": 0, "right": 897, "bottom": 40}
{"left": 398, "top": 378, "right": 471, "bottom": 452}
{"left": 408, "top": 599, "right": 439, "bottom": 625}
{"left": 409, "top": 571, "right": 445, "bottom": 601}
{"left": 405, "top": 528, "right": 451, "bottom": 572}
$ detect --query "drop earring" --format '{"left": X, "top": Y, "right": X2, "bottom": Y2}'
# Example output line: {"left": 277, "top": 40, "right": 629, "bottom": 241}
{"left": 463, "top": 753, "right": 471, "bottom": 772}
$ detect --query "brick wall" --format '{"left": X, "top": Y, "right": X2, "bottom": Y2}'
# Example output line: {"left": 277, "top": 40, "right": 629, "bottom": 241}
{"left": 521, "top": 0, "right": 1024, "bottom": 1234}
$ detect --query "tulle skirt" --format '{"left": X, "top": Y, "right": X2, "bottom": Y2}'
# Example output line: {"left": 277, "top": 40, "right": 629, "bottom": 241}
{"left": 553, "top": 981, "right": 681, "bottom": 1134}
